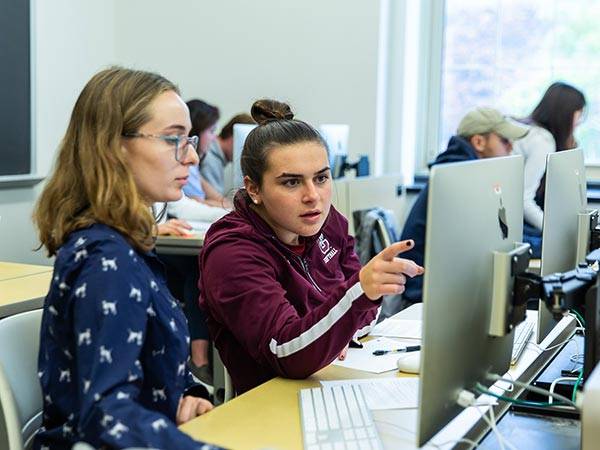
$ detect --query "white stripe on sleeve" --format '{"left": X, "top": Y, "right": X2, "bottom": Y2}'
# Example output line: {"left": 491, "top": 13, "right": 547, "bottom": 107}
{"left": 268, "top": 282, "right": 365, "bottom": 358}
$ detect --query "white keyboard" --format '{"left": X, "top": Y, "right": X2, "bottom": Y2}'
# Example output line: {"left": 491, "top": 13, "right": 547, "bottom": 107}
{"left": 299, "top": 384, "right": 383, "bottom": 450}
{"left": 511, "top": 320, "right": 535, "bottom": 364}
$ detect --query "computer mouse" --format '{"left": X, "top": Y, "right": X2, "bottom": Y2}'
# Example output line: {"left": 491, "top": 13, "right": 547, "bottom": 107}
{"left": 397, "top": 352, "right": 421, "bottom": 374}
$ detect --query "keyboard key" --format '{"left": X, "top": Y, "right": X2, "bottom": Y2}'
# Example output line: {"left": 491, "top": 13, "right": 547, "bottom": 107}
{"left": 343, "top": 429, "right": 355, "bottom": 440}
{"left": 322, "top": 383, "right": 340, "bottom": 429}
{"left": 333, "top": 385, "right": 352, "bottom": 429}
{"left": 343, "top": 385, "right": 364, "bottom": 427}
{"left": 300, "top": 390, "right": 317, "bottom": 432}
{"left": 312, "top": 388, "right": 329, "bottom": 431}
{"left": 299, "top": 385, "right": 383, "bottom": 450}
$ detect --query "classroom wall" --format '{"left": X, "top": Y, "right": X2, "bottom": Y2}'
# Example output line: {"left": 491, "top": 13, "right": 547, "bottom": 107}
{"left": 113, "top": 0, "right": 381, "bottom": 160}
{"left": 0, "top": 0, "right": 116, "bottom": 264}
{"left": 0, "top": 0, "right": 383, "bottom": 264}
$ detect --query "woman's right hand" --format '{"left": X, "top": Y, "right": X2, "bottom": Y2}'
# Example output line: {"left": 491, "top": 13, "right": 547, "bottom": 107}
{"left": 176, "top": 395, "right": 214, "bottom": 425}
{"left": 156, "top": 219, "right": 193, "bottom": 237}
{"left": 359, "top": 240, "right": 424, "bottom": 301}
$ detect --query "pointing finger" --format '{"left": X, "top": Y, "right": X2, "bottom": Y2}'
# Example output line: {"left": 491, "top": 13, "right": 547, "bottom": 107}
{"left": 378, "top": 240, "right": 414, "bottom": 261}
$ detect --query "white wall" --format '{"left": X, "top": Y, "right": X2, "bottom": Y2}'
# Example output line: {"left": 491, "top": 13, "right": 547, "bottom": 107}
{"left": 0, "top": 0, "right": 116, "bottom": 264}
{"left": 0, "top": 0, "right": 383, "bottom": 264}
{"left": 114, "top": 0, "right": 381, "bottom": 160}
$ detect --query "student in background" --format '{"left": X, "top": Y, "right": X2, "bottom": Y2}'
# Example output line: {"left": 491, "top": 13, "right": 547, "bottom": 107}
{"left": 513, "top": 82, "right": 587, "bottom": 232}
{"left": 153, "top": 195, "right": 225, "bottom": 386}
{"left": 199, "top": 99, "right": 424, "bottom": 394}
{"left": 33, "top": 67, "right": 217, "bottom": 450}
{"left": 184, "top": 99, "right": 232, "bottom": 208}
{"left": 200, "top": 113, "right": 255, "bottom": 195}
{"left": 400, "top": 107, "right": 528, "bottom": 304}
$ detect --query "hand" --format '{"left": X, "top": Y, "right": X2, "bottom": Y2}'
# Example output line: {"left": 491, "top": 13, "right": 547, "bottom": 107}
{"left": 337, "top": 343, "right": 349, "bottom": 361}
{"left": 157, "top": 219, "right": 193, "bottom": 237}
{"left": 359, "top": 240, "right": 424, "bottom": 301}
{"left": 176, "top": 395, "right": 214, "bottom": 425}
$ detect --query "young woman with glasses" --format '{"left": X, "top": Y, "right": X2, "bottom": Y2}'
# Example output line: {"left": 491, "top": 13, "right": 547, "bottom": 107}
{"left": 33, "top": 67, "right": 220, "bottom": 449}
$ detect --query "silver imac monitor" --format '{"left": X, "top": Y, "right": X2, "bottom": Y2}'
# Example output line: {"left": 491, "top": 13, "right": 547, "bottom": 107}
{"left": 537, "top": 148, "right": 587, "bottom": 343}
{"left": 417, "top": 155, "right": 524, "bottom": 446}
{"left": 319, "top": 124, "right": 349, "bottom": 178}
{"left": 232, "top": 123, "right": 257, "bottom": 190}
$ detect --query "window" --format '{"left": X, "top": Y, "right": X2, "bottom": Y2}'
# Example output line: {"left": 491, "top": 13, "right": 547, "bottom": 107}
{"left": 439, "top": 0, "right": 600, "bottom": 163}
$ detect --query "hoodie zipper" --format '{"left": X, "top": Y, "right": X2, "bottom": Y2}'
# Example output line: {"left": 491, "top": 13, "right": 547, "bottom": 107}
{"left": 269, "top": 235, "right": 323, "bottom": 293}
{"left": 298, "top": 256, "right": 323, "bottom": 293}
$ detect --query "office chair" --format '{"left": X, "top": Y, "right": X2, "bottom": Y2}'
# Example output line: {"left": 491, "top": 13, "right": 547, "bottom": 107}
{"left": 353, "top": 208, "right": 412, "bottom": 319}
{"left": 0, "top": 309, "right": 43, "bottom": 450}
{"left": 212, "top": 345, "right": 234, "bottom": 405}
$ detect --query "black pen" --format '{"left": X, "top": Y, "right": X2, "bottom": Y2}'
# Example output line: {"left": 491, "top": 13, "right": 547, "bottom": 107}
{"left": 372, "top": 345, "right": 421, "bottom": 356}
{"left": 349, "top": 339, "right": 363, "bottom": 349}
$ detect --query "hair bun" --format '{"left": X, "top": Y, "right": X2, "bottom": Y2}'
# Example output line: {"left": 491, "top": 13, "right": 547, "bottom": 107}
{"left": 251, "top": 99, "right": 294, "bottom": 125}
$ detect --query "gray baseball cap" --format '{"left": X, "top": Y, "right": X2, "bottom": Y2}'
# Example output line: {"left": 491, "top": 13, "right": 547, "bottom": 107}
{"left": 457, "top": 107, "right": 528, "bottom": 141}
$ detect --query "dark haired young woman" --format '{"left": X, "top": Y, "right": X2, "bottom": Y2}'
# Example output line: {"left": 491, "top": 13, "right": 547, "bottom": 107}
{"left": 513, "top": 82, "right": 587, "bottom": 231}
{"left": 198, "top": 99, "right": 424, "bottom": 394}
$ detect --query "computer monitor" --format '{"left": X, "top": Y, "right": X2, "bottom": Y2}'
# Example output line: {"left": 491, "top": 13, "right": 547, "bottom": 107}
{"left": 537, "top": 148, "right": 587, "bottom": 343}
{"left": 417, "top": 155, "right": 524, "bottom": 445}
{"left": 231, "top": 123, "right": 257, "bottom": 190}
{"left": 319, "top": 124, "right": 349, "bottom": 178}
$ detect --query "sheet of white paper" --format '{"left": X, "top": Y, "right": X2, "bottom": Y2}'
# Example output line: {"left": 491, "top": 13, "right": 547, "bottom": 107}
{"left": 370, "top": 318, "right": 422, "bottom": 339}
{"left": 186, "top": 220, "right": 212, "bottom": 235}
{"left": 331, "top": 337, "right": 415, "bottom": 373}
{"left": 321, "top": 378, "right": 420, "bottom": 410}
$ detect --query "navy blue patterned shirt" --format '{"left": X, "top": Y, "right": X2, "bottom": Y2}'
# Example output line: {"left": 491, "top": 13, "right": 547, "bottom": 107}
{"left": 34, "top": 224, "right": 218, "bottom": 450}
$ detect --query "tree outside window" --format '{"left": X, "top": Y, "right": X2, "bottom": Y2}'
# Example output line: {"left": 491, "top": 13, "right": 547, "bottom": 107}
{"left": 440, "top": 0, "right": 600, "bottom": 163}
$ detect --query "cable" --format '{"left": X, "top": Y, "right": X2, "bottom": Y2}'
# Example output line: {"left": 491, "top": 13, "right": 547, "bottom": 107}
{"left": 570, "top": 309, "right": 585, "bottom": 327}
{"left": 475, "top": 384, "right": 562, "bottom": 407}
{"left": 477, "top": 404, "right": 518, "bottom": 450}
{"left": 570, "top": 353, "right": 584, "bottom": 365}
{"left": 498, "top": 371, "right": 514, "bottom": 392}
{"left": 548, "top": 377, "right": 578, "bottom": 404}
{"left": 457, "top": 390, "right": 516, "bottom": 450}
{"left": 486, "top": 373, "right": 578, "bottom": 408}
{"left": 572, "top": 369, "right": 584, "bottom": 402}
{"left": 539, "top": 337, "right": 576, "bottom": 352}
{"left": 373, "top": 418, "right": 480, "bottom": 450}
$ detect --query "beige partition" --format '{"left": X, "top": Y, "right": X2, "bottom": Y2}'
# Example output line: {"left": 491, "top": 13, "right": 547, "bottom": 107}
{"left": 345, "top": 174, "right": 404, "bottom": 235}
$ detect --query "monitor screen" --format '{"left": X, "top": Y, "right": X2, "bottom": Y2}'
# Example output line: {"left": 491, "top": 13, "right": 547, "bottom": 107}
{"left": 319, "top": 124, "right": 349, "bottom": 178}
{"left": 537, "top": 148, "right": 587, "bottom": 343}
{"left": 231, "top": 123, "right": 257, "bottom": 190}
{"left": 417, "top": 155, "right": 524, "bottom": 445}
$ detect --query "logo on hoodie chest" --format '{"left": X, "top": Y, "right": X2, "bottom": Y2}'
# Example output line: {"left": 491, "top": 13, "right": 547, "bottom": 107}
{"left": 318, "top": 234, "right": 338, "bottom": 264}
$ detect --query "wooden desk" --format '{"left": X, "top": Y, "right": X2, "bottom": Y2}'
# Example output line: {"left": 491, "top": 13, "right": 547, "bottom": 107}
{"left": 180, "top": 365, "right": 402, "bottom": 450}
{"left": 0, "top": 261, "right": 52, "bottom": 282}
{"left": 0, "top": 271, "right": 51, "bottom": 318}
{"left": 180, "top": 312, "right": 575, "bottom": 450}
{"left": 155, "top": 234, "right": 204, "bottom": 256}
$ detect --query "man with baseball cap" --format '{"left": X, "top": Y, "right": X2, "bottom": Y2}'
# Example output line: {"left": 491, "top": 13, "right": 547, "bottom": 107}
{"left": 398, "top": 107, "right": 529, "bottom": 306}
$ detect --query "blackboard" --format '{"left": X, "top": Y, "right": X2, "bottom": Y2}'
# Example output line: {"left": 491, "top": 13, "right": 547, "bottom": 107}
{"left": 0, "top": 0, "right": 31, "bottom": 176}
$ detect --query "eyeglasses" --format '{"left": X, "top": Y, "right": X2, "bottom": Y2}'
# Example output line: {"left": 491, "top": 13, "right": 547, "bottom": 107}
{"left": 122, "top": 132, "right": 199, "bottom": 162}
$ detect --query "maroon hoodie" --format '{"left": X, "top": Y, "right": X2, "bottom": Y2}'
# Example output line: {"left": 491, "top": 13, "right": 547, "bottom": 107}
{"left": 198, "top": 195, "right": 380, "bottom": 394}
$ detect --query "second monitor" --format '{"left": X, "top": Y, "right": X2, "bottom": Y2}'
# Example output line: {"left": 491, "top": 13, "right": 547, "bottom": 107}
{"left": 537, "top": 148, "right": 587, "bottom": 343}
{"left": 417, "top": 155, "right": 524, "bottom": 445}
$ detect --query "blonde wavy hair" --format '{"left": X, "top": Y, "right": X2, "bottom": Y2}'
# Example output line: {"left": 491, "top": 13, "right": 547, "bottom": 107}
{"left": 34, "top": 67, "right": 178, "bottom": 256}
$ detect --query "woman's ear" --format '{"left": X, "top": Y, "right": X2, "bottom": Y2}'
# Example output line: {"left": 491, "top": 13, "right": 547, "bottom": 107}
{"left": 244, "top": 175, "right": 261, "bottom": 204}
